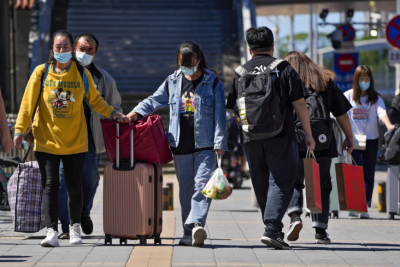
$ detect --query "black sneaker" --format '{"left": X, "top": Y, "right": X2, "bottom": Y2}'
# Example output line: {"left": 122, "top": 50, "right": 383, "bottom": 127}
{"left": 286, "top": 218, "right": 303, "bottom": 242}
{"left": 315, "top": 232, "right": 331, "bottom": 244}
{"left": 261, "top": 230, "right": 290, "bottom": 250}
{"left": 59, "top": 232, "right": 70, "bottom": 239}
{"left": 81, "top": 216, "right": 93, "bottom": 235}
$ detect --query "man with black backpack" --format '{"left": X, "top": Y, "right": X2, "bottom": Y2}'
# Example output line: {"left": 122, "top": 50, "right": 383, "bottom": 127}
{"left": 226, "top": 27, "right": 315, "bottom": 250}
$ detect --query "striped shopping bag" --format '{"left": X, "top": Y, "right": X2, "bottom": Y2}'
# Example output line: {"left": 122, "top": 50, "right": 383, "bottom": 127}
{"left": 8, "top": 158, "right": 45, "bottom": 233}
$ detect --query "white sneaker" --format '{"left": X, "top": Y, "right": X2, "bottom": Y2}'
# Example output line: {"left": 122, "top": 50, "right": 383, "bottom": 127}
{"left": 69, "top": 224, "right": 82, "bottom": 245}
{"left": 359, "top": 213, "right": 370, "bottom": 219}
{"left": 349, "top": 212, "right": 358, "bottom": 217}
{"left": 41, "top": 228, "right": 59, "bottom": 247}
{"left": 179, "top": 234, "right": 192, "bottom": 246}
{"left": 192, "top": 223, "right": 207, "bottom": 247}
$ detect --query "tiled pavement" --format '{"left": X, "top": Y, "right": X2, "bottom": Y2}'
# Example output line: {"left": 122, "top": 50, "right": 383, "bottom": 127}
{"left": 0, "top": 170, "right": 399, "bottom": 267}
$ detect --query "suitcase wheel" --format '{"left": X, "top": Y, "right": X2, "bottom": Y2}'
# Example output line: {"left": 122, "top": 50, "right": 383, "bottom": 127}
{"left": 139, "top": 236, "right": 147, "bottom": 245}
{"left": 305, "top": 212, "right": 310, "bottom": 218}
{"left": 389, "top": 213, "right": 395, "bottom": 220}
{"left": 154, "top": 234, "right": 162, "bottom": 245}
{"left": 120, "top": 238, "right": 128, "bottom": 245}
{"left": 105, "top": 234, "right": 112, "bottom": 245}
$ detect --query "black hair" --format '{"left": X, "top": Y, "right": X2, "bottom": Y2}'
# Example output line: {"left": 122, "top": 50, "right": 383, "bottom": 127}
{"left": 175, "top": 41, "right": 215, "bottom": 73}
{"left": 75, "top": 33, "right": 99, "bottom": 53}
{"left": 48, "top": 30, "right": 76, "bottom": 64}
{"left": 245, "top": 27, "right": 274, "bottom": 53}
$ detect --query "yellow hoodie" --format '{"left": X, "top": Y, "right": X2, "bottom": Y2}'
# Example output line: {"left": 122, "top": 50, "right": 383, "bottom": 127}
{"left": 15, "top": 61, "right": 115, "bottom": 155}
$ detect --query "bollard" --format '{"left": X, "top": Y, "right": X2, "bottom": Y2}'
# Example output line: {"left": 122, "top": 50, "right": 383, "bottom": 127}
{"left": 163, "top": 183, "right": 174, "bottom": 211}
{"left": 167, "top": 182, "right": 173, "bottom": 211}
{"left": 163, "top": 186, "right": 170, "bottom": 211}
{"left": 378, "top": 182, "right": 387, "bottom": 213}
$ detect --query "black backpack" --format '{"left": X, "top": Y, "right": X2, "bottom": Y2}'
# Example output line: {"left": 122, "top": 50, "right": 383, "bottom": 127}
{"left": 378, "top": 125, "right": 400, "bottom": 164}
{"left": 233, "top": 59, "right": 285, "bottom": 141}
{"left": 295, "top": 88, "right": 332, "bottom": 151}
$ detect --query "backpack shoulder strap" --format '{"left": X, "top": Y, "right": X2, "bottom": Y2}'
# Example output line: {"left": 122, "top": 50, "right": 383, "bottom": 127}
{"left": 235, "top": 65, "right": 249, "bottom": 77}
{"left": 77, "top": 63, "right": 84, "bottom": 79}
{"left": 33, "top": 63, "right": 49, "bottom": 121}
{"left": 212, "top": 78, "right": 219, "bottom": 90}
{"left": 76, "top": 63, "right": 89, "bottom": 95}
{"left": 266, "top": 59, "right": 285, "bottom": 72}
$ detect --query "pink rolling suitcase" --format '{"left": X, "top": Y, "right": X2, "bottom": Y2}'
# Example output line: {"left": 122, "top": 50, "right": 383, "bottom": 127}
{"left": 103, "top": 122, "right": 163, "bottom": 245}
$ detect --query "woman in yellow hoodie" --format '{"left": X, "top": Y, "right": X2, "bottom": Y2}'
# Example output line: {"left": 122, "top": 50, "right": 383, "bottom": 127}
{"left": 13, "top": 30, "right": 127, "bottom": 247}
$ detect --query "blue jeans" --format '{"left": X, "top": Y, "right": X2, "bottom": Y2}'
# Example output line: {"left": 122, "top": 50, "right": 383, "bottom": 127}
{"left": 59, "top": 134, "right": 100, "bottom": 233}
{"left": 351, "top": 138, "right": 379, "bottom": 207}
{"left": 243, "top": 138, "right": 298, "bottom": 233}
{"left": 287, "top": 157, "right": 333, "bottom": 229}
{"left": 174, "top": 150, "right": 216, "bottom": 236}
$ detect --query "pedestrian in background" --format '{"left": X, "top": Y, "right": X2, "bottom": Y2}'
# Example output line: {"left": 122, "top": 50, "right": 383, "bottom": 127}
{"left": 127, "top": 41, "right": 227, "bottom": 247}
{"left": 344, "top": 65, "right": 394, "bottom": 218}
{"left": 284, "top": 51, "right": 353, "bottom": 244}
{"left": 57, "top": 33, "right": 122, "bottom": 240}
{"left": 390, "top": 92, "right": 400, "bottom": 124}
{"left": 13, "top": 30, "right": 127, "bottom": 247}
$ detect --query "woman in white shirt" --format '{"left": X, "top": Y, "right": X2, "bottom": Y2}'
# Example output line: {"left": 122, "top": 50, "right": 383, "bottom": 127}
{"left": 344, "top": 65, "right": 394, "bottom": 219}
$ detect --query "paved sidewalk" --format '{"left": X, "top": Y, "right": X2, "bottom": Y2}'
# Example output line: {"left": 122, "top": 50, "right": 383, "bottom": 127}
{"left": 0, "top": 170, "right": 399, "bottom": 267}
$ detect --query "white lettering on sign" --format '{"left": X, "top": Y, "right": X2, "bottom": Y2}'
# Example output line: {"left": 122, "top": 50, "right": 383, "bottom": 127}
{"left": 339, "top": 60, "right": 354, "bottom": 65}
{"left": 389, "top": 50, "right": 400, "bottom": 65}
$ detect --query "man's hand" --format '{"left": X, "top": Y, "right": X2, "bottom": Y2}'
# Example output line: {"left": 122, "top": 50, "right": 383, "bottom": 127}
{"left": 1, "top": 134, "right": 13, "bottom": 153}
{"left": 305, "top": 134, "right": 315, "bottom": 151}
{"left": 215, "top": 149, "right": 225, "bottom": 156}
{"left": 13, "top": 135, "right": 23, "bottom": 151}
{"left": 112, "top": 112, "right": 129, "bottom": 122}
{"left": 126, "top": 112, "right": 140, "bottom": 121}
{"left": 343, "top": 136, "right": 354, "bottom": 154}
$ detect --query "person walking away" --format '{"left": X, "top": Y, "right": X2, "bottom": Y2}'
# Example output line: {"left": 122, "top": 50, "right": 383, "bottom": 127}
{"left": 390, "top": 92, "right": 400, "bottom": 124}
{"left": 226, "top": 27, "right": 315, "bottom": 250}
{"left": 58, "top": 33, "right": 122, "bottom": 239}
{"left": 284, "top": 51, "right": 353, "bottom": 244}
{"left": 13, "top": 30, "right": 127, "bottom": 247}
{"left": 127, "top": 41, "right": 227, "bottom": 247}
{"left": 344, "top": 65, "right": 394, "bottom": 219}
{"left": 0, "top": 87, "right": 13, "bottom": 153}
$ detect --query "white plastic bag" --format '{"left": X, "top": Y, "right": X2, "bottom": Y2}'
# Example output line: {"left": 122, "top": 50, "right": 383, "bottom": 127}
{"left": 202, "top": 155, "right": 232, "bottom": 200}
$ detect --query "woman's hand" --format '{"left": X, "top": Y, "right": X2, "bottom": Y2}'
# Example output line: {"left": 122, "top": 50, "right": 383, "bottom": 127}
{"left": 305, "top": 134, "right": 316, "bottom": 151}
{"left": 13, "top": 135, "right": 23, "bottom": 151}
{"left": 126, "top": 112, "right": 140, "bottom": 121}
{"left": 215, "top": 149, "right": 225, "bottom": 156}
{"left": 112, "top": 112, "right": 129, "bottom": 122}
{"left": 387, "top": 124, "right": 396, "bottom": 131}
{"left": 0, "top": 134, "right": 13, "bottom": 153}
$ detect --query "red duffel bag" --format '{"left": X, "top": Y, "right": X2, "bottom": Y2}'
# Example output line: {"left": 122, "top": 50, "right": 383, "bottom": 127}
{"left": 100, "top": 115, "right": 173, "bottom": 165}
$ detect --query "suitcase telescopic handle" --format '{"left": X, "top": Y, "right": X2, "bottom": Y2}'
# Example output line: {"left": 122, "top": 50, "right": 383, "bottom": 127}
{"left": 116, "top": 122, "right": 134, "bottom": 169}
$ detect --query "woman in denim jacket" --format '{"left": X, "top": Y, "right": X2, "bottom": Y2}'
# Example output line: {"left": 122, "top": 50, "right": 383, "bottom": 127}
{"left": 127, "top": 41, "right": 227, "bottom": 247}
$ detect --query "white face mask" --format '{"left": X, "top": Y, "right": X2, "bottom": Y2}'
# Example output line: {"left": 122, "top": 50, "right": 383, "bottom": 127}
{"left": 75, "top": 51, "right": 94, "bottom": 66}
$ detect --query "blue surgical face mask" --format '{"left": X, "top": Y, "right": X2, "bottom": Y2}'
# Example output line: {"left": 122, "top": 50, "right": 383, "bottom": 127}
{"left": 180, "top": 66, "right": 197, "bottom": 76}
{"left": 359, "top": 82, "right": 370, "bottom": 91}
{"left": 54, "top": 51, "right": 72, "bottom": 64}
{"left": 75, "top": 51, "right": 94, "bottom": 67}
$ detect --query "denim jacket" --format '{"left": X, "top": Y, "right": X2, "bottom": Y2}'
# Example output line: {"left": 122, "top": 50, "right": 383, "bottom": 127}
{"left": 133, "top": 69, "right": 227, "bottom": 151}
